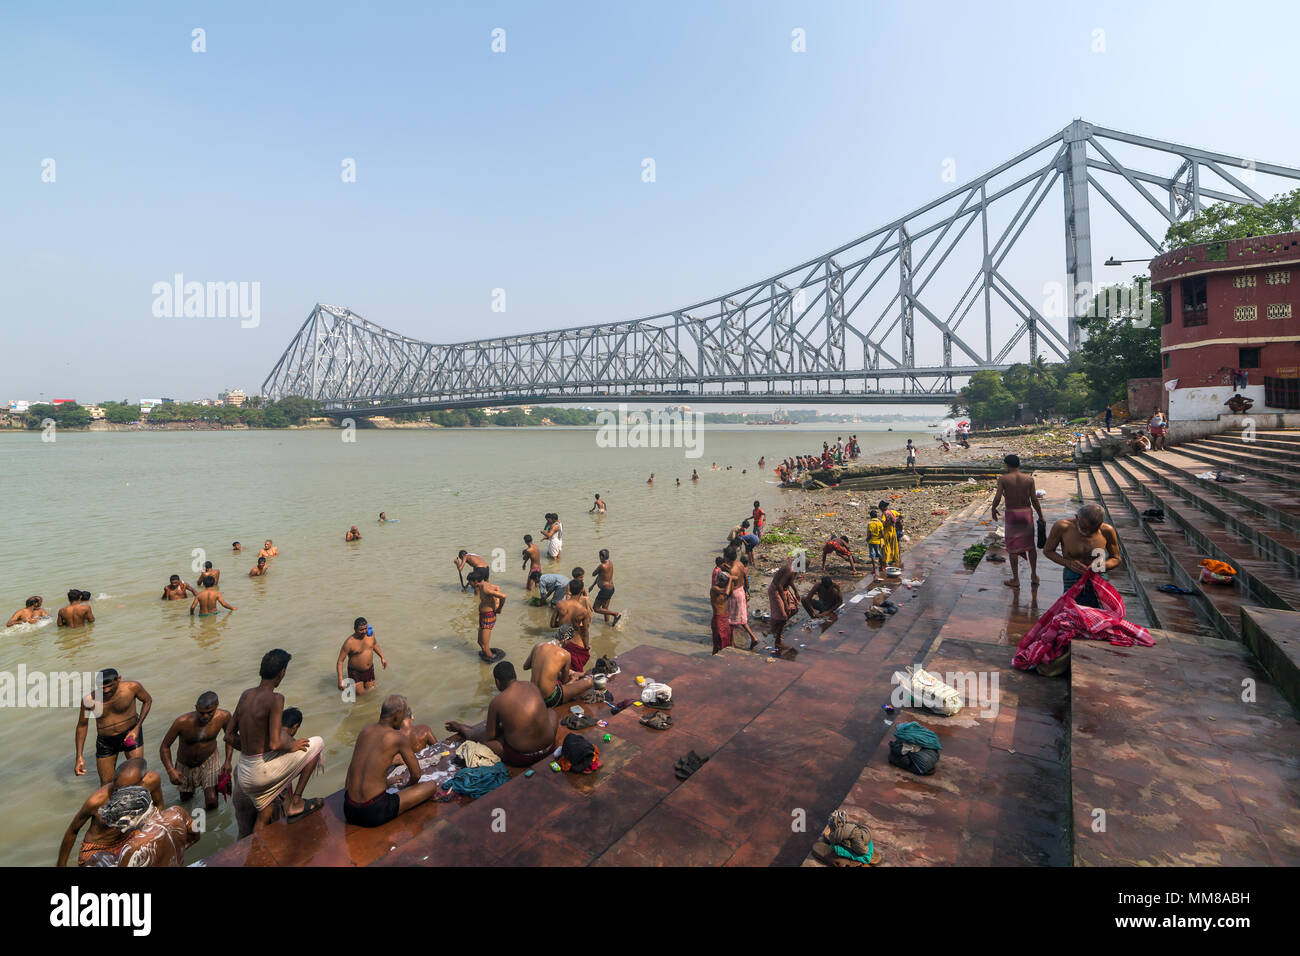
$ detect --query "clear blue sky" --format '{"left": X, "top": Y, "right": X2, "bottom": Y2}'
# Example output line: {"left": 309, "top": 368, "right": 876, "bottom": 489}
{"left": 3, "top": 0, "right": 1298, "bottom": 404}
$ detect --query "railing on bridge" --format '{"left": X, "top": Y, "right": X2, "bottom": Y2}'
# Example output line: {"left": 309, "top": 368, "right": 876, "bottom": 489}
{"left": 263, "top": 119, "right": 1300, "bottom": 410}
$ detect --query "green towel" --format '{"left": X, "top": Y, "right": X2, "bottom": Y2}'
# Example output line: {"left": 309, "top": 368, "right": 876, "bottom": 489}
{"left": 895, "top": 721, "right": 941, "bottom": 750}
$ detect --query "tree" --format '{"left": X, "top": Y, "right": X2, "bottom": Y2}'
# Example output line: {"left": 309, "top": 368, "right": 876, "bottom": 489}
{"left": 952, "top": 370, "right": 1017, "bottom": 423}
{"left": 1076, "top": 277, "right": 1162, "bottom": 406}
{"left": 1163, "top": 188, "right": 1300, "bottom": 250}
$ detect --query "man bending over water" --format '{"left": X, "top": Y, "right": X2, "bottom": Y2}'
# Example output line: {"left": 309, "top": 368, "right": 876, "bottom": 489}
{"left": 75, "top": 668, "right": 152, "bottom": 783}
{"left": 445, "top": 661, "right": 559, "bottom": 767}
{"left": 7, "top": 595, "right": 48, "bottom": 626}
{"left": 343, "top": 695, "right": 443, "bottom": 828}
{"left": 456, "top": 549, "right": 488, "bottom": 589}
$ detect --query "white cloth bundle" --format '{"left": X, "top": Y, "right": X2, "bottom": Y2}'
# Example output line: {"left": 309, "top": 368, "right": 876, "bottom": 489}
{"left": 892, "top": 665, "right": 963, "bottom": 716}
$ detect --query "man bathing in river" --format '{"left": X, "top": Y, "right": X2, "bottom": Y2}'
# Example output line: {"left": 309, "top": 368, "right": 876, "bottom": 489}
{"left": 158, "top": 692, "right": 233, "bottom": 810}
{"left": 190, "top": 575, "right": 236, "bottom": 616}
{"left": 343, "top": 695, "right": 443, "bottom": 828}
{"left": 446, "top": 661, "right": 559, "bottom": 767}
{"left": 57, "top": 757, "right": 163, "bottom": 866}
{"left": 345, "top": 525, "right": 362, "bottom": 541}
{"left": 522, "top": 535, "right": 542, "bottom": 591}
{"left": 710, "top": 560, "right": 734, "bottom": 653}
{"left": 228, "top": 649, "right": 325, "bottom": 832}
{"left": 990, "top": 454, "right": 1046, "bottom": 588}
{"left": 549, "top": 579, "right": 593, "bottom": 672}
{"left": 258, "top": 540, "right": 279, "bottom": 559}
{"left": 589, "top": 493, "right": 606, "bottom": 514}
{"left": 58, "top": 588, "right": 95, "bottom": 628}
{"left": 161, "top": 575, "right": 196, "bottom": 601}
{"left": 337, "top": 616, "right": 387, "bottom": 695}
{"left": 592, "top": 549, "right": 622, "bottom": 625}
{"left": 1042, "top": 503, "right": 1122, "bottom": 609}
{"left": 75, "top": 668, "right": 152, "bottom": 783}
{"left": 456, "top": 549, "right": 488, "bottom": 589}
{"left": 523, "top": 630, "right": 594, "bottom": 707}
{"left": 470, "top": 569, "right": 507, "bottom": 663}
{"left": 249, "top": 556, "right": 269, "bottom": 576}
{"left": 196, "top": 561, "right": 220, "bottom": 586}
{"left": 7, "top": 595, "right": 48, "bottom": 626}
{"left": 80, "top": 785, "right": 198, "bottom": 867}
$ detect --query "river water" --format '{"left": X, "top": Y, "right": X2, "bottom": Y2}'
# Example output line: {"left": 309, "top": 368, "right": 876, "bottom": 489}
{"left": 0, "top": 422, "right": 930, "bottom": 865}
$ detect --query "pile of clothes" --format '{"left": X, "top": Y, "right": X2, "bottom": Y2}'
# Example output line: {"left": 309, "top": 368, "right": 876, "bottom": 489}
{"left": 1012, "top": 570, "right": 1153, "bottom": 673}
{"left": 888, "top": 721, "right": 942, "bottom": 776}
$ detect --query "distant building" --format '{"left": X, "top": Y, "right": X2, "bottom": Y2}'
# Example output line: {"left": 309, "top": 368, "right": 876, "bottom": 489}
{"left": 84, "top": 405, "right": 106, "bottom": 420}
{"left": 8, "top": 400, "right": 31, "bottom": 413}
{"left": 1151, "top": 231, "right": 1300, "bottom": 421}
{"left": 51, "top": 399, "right": 77, "bottom": 406}
{"left": 220, "top": 389, "right": 246, "bottom": 407}
{"left": 139, "top": 399, "right": 163, "bottom": 416}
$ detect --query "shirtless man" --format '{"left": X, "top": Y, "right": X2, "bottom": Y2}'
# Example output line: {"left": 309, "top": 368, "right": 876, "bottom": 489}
{"left": 196, "top": 560, "right": 220, "bottom": 587}
{"left": 57, "top": 757, "right": 164, "bottom": 866}
{"left": 549, "top": 579, "right": 593, "bottom": 673}
{"left": 337, "top": 616, "right": 388, "bottom": 695}
{"left": 990, "top": 454, "right": 1046, "bottom": 588}
{"left": 801, "top": 575, "right": 843, "bottom": 620}
{"left": 228, "top": 649, "right": 325, "bottom": 833}
{"left": 709, "top": 562, "right": 734, "bottom": 654}
{"left": 471, "top": 569, "right": 507, "bottom": 663}
{"left": 456, "top": 549, "right": 488, "bottom": 590}
{"left": 232, "top": 541, "right": 244, "bottom": 553}
{"left": 768, "top": 558, "right": 801, "bottom": 646}
{"left": 190, "top": 576, "right": 236, "bottom": 616}
{"left": 58, "top": 588, "right": 94, "bottom": 628}
{"left": 79, "top": 786, "right": 199, "bottom": 868}
{"left": 258, "top": 539, "right": 279, "bottom": 559}
{"left": 1042, "top": 503, "right": 1122, "bottom": 609}
{"left": 391, "top": 711, "right": 438, "bottom": 762}
{"left": 345, "top": 525, "right": 362, "bottom": 541}
{"left": 589, "top": 493, "right": 606, "bottom": 514}
{"left": 7, "top": 595, "right": 48, "bottom": 626}
{"left": 445, "top": 661, "right": 559, "bottom": 767}
{"left": 158, "top": 692, "right": 233, "bottom": 810}
{"left": 75, "top": 668, "right": 152, "bottom": 782}
{"left": 161, "top": 575, "right": 196, "bottom": 601}
{"left": 522, "top": 535, "right": 542, "bottom": 591}
{"left": 343, "top": 695, "right": 443, "bottom": 828}
{"left": 249, "top": 556, "right": 269, "bottom": 576}
{"left": 592, "top": 549, "right": 621, "bottom": 625}
{"left": 522, "top": 633, "right": 594, "bottom": 708}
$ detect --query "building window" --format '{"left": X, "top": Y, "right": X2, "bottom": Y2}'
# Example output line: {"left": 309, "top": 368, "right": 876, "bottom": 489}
{"left": 1182, "top": 275, "right": 1208, "bottom": 325}
{"left": 1233, "top": 274, "right": 1256, "bottom": 288}
{"left": 1234, "top": 305, "right": 1258, "bottom": 322}
{"left": 1267, "top": 303, "right": 1292, "bottom": 319}
{"left": 1239, "top": 347, "right": 1261, "bottom": 369}
{"left": 1163, "top": 353, "right": 1170, "bottom": 369}
{"left": 1265, "top": 270, "right": 1291, "bottom": 285}
{"left": 1264, "top": 376, "right": 1300, "bottom": 410}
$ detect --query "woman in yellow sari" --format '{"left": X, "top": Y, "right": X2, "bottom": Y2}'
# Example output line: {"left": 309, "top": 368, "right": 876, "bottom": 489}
{"left": 877, "top": 500, "right": 902, "bottom": 567}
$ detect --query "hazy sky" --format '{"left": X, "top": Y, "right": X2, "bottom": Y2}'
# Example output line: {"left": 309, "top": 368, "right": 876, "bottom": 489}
{"left": 4, "top": 1, "right": 1299, "bottom": 408}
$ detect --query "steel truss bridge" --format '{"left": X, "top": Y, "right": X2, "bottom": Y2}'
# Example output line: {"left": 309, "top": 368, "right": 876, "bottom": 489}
{"left": 263, "top": 119, "right": 1300, "bottom": 414}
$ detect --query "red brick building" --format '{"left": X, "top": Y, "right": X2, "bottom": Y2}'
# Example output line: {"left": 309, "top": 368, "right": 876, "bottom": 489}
{"left": 1151, "top": 231, "right": 1300, "bottom": 420}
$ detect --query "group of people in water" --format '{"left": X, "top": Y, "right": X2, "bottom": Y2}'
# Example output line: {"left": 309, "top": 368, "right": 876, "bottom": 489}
{"left": 774, "top": 436, "right": 861, "bottom": 482}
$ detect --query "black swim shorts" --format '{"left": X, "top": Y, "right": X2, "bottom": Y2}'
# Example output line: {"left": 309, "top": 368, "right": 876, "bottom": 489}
{"left": 344, "top": 790, "right": 401, "bottom": 828}
{"left": 595, "top": 585, "right": 615, "bottom": 605}
{"left": 95, "top": 728, "right": 142, "bottom": 759}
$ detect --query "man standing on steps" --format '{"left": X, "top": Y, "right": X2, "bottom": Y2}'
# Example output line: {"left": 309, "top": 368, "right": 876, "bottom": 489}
{"left": 1148, "top": 410, "right": 1168, "bottom": 451}
{"left": 1042, "top": 503, "right": 1122, "bottom": 609}
{"left": 1104, "top": 404, "right": 1113, "bottom": 432}
{"left": 990, "top": 454, "right": 1045, "bottom": 589}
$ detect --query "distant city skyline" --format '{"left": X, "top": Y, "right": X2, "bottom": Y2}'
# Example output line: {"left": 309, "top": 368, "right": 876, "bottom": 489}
{"left": 6, "top": 1, "right": 1299, "bottom": 400}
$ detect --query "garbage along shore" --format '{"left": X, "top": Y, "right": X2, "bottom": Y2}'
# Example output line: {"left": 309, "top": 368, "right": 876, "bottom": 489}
{"left": 750, "top": 479, "right": 997, "bottom": 595}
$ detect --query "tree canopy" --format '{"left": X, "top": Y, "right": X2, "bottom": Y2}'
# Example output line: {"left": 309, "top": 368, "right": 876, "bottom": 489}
{"left": 1163, "top": 188, "right": 1300, "bottom": 250}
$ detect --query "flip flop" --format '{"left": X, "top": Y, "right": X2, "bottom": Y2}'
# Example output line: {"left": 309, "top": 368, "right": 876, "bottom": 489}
{"left": 286, "top": 797, "right": 324, "bottom": 823}
{"left": 639, "top": 711, "right": 673, "bottom": 730}
{"left": 1157, "top": 584, "right": 1195, "bottom": 595}
{"left": 478, "top": 648, "right": 507, "bottom": 663}
{"left": 673, "top": 750, "right": 708, "bottom": 780}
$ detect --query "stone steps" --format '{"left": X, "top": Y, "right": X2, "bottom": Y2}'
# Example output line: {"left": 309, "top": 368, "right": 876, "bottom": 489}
{"left": 1168, "top": 442, "right": 1300, "bottom": 489}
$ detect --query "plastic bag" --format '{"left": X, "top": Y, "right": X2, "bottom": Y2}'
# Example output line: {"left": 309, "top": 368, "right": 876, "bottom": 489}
{"left": 891, "top": 665, "right": 962, "bottom": 716}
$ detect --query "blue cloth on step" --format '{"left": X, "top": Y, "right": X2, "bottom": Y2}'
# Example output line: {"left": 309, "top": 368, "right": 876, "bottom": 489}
{"left": 447, "top": 762, "right": 509, "bottom": 798}
{"left": 894, "top": 721, "right": 941, "bottom": 750}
